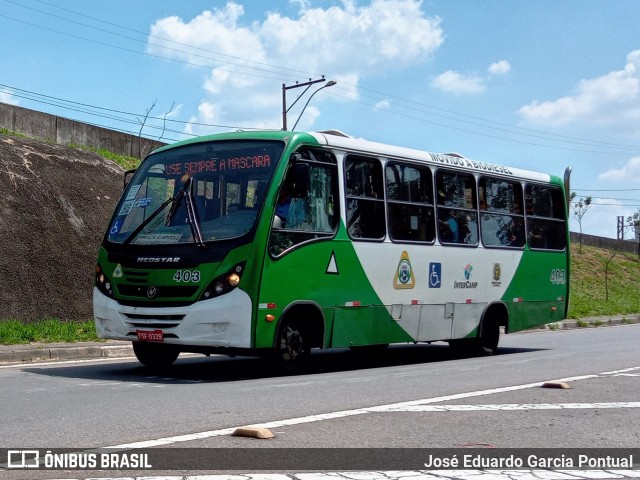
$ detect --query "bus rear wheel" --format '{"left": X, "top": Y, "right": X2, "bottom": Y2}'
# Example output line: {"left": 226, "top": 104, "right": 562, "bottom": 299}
{"left": 132, "top": 342, "right": 180, "bottom": 368}
{"left": 474, "top": 317, "right": 500, "bottom": 355}
{"left": 276, "top": 319, "right": 309, "bottom": 363}
{"left": 449, "top": 318, "right": 500, "bottom": 357}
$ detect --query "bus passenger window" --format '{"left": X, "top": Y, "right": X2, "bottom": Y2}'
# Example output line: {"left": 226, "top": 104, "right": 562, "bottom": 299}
{"left": 345, "top": 156, "right": 386, "bottom": 240}
{"left": 478, "top": 177, "right": 525, "bottom": 249}
{"left": 386, "top": 161, "right": 434, "bottom": 243}
{"left": 436, "top": 170, "right": 478, "bottom": 246}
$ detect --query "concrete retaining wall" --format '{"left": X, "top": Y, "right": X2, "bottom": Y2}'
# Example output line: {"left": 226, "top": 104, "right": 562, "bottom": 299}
{"left": 0, "top": 102, "right": 166, "bottom": 159}
{"left": 570, "top": 231, "right": 639, "bottom": 255}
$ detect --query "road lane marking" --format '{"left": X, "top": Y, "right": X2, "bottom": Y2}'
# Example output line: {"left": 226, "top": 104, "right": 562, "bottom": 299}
{"left": 381, "top": 402, "right": 640, "bottom": 412}
{"left": 101, "top": 368, "right": 640, "bottom": 450}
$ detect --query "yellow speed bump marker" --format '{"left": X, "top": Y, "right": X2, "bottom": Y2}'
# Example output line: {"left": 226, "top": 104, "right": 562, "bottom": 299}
{"left": 232, "top": 426, "right": 274, "bottom": 439}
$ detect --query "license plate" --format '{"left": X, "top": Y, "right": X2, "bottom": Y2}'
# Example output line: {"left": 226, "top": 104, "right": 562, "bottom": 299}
{"left": 136, "top": 329, "right": 164, "bottom": 342}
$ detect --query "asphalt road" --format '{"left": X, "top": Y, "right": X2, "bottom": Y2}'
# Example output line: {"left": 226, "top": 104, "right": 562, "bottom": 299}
{"left": 1, "top": 324, "right": 639, "bottom": 479}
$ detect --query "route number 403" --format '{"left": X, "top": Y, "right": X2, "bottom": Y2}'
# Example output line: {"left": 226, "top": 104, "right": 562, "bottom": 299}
{"left": 550, "top": 269, "right": 566, "bottom": 285}
{"left": 173, "top": 270, "right": 201, "bottom": 282}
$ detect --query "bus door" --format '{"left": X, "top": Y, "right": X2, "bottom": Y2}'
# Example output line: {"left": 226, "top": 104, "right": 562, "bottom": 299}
{"left": 256, "top": 148, "right": 341, "bottom": 349}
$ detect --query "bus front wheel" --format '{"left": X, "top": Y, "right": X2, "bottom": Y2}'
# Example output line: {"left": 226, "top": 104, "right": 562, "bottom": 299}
{"left": 276, "top": 319, "right": 309, "bottom": 363}
{"left": 133, "top": 342, "right": 180, "bottom": 368}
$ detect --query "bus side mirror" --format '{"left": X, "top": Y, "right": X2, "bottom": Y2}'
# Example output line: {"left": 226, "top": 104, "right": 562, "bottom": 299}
{"left": 123, "top": 169, "right": 137, "bottom": 189}
{"left": 290, "top": 163, "right": 309, "bottom": 198}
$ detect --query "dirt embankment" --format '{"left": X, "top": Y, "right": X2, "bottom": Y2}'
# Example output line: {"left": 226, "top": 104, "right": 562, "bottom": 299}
{"left": 0, "top": 134, "right": 124, "bottom": 321}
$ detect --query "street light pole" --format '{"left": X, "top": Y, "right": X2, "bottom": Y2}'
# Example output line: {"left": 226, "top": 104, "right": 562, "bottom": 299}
{"left": 291, "top": 80, "right": 337, "bottom": 131}
{"left": 282, "top": 77, "right": 329, "bottom": 130}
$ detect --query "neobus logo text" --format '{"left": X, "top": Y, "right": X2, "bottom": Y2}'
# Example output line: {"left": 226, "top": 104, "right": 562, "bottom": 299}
{"left": 137, "top": 257, "right": 181, "bottom": 263}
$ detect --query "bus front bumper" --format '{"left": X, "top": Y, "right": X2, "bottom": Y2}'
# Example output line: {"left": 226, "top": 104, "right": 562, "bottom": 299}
{"left": 93, "top": 287, "right": 252, "bottom": 348}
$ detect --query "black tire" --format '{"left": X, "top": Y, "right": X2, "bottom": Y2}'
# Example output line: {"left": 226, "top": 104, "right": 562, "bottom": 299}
{"left": 449, "top": 317, "right": 500, "bottom": 357}
{"left": 473, "top": 316, "right": 500, "bottom": 355}
{"left": 275, "top": 319, "right": 309, "bottom": 363}
{"left": 132, "top": 342, "right": 180, "bottom": 368}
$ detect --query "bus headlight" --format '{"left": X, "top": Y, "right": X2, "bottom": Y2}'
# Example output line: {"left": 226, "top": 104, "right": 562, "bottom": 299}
{"left": 228, "top": 273, "right": 240, "bottom": 287}
{"left": 95, "top": 264, "right": 114, "bottom": 299}
{"left": 199, "top": 262, "right": 245, "bottom": 301}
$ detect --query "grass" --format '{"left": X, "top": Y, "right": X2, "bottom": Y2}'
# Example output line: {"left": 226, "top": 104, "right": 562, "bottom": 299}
{"left": 67, "top": 142, "right": 141, "bottom": 170}
{"left": 1, "top": 129, "right": 141, "bottom": 171}
{"left": 567, "top": 243, "right": 640, "bottom": 318}
{"left": 0, "top": 319, "right": 98, "bottom": 344}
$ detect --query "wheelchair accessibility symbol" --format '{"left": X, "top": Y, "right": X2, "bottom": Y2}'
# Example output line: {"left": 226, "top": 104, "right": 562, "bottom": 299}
{"left": 429, "top": 262, "right": 441, "bottom": 288}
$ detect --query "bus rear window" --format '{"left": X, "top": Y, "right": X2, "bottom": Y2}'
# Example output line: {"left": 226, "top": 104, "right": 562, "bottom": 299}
{"left": 525, "top": 184, "right": 567, "bottom": 250}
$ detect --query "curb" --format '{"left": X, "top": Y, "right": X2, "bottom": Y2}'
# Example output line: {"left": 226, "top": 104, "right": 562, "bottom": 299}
{"left": 0, "top": 341, "right": 133, "bottom": 365}
{"left": 540, "top": 314, "right": 640, "bottom": 331}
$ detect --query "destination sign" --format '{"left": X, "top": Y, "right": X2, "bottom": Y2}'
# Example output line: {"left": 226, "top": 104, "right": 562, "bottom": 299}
{"left": 166, "top": 154, "right": 272, "bottom": 176}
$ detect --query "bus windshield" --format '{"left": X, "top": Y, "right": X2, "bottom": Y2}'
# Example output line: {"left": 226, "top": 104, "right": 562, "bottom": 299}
{"left": 107, "top": 140, "right": 283, "bottom": 246}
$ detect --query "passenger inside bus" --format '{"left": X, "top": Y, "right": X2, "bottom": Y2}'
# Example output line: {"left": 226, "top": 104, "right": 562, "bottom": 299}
{"left": 528, "top": 226, "right": 548, "bottom": 248}
{"left": 274, "top": 188, "right": 291, "bottom": 228}
{"left": 438, "top": 209, "right": 459, "bottom": 243}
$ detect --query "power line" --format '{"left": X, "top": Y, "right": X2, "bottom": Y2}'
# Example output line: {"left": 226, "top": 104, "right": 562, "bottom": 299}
{"left": 573, "top": 188, "right": 640, "bottom": 192}
{"left": 2, "top": 0, "right": 312, "bottom": 81}
{"left": 0, "top": 12, "right": 291, "bottom": 84}
{"left": 0, "top": 83, "right": 261, "bottom": 131}
{"left": 29, "top": 0, "right": 317, "bottom": 79}
{"left": 3, "top": 1, "right": 640, "bottom": 155}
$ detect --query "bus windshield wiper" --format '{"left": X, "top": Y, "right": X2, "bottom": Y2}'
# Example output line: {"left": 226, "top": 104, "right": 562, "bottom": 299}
{"left": 123, "top": 177, "right": 205, "bottom": 247}
{"left": 183, "top": 179, "right": 205, "bottom": 247}
{"left": 122, "top": 196, "right": 175, "bottom": 246}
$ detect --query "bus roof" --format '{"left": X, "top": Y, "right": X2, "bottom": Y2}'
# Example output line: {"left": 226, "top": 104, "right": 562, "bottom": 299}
{"left": 151, "top": 129, "right": 560, "bottom": 185}
{"left": 310, "top": 131, "right": 556, "bottom": 184}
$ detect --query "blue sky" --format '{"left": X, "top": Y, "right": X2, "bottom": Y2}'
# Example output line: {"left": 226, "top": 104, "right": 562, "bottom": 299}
{"left": 1, "top": 0, "right": 640, "bottom": 239}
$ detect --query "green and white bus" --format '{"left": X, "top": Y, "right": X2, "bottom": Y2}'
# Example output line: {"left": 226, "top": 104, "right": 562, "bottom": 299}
{"left": 93, "top": 130, "right": 571, "bottom": 367}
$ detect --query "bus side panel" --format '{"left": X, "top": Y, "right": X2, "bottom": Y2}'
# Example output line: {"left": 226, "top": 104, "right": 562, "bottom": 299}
{"left": 502, "top": 249, "right": 569, "bottom": 332}
{"left": 507, "top": 300, "right": 566, "bottom": 332}
{"left": 331, "top": 305, "right": 411, "bottom": 347}
{"left": 416, "top": 304, "right": 452, "bottom": 342}
{"left": 255, "top": 239, "right": 412, "bottom": 349}
{"left": 451, "top": 303, "right": 487, "bottom": 339}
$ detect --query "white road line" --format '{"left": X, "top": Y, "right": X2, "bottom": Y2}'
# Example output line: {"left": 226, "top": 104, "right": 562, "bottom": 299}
{"left": 103, "top": 367, "right": 640, "bottom": 450}
{"left": 382, "top": 402, "right": 640, "bottom": 412}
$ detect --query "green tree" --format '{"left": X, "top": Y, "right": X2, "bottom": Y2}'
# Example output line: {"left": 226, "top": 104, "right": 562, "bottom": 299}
{"left": 570, "top": 192, "right": 592, "bottom": 253}
{"left": 627, "top": 209, "right": 640, "bottom": 261}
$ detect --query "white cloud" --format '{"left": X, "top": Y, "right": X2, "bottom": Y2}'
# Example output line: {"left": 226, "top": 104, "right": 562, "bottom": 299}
{"left": 598, "top": 156, "right": 640, "bottom": 182}
{"left": 147, "top": 0, "right": 444, "bottom": 130}
{"left": 0, "top": 90, "right": 19, "bottom": 105}
{"left": 431, "top": 59, "right": 510, "bottom": 95}
{"left": 375, "top": 100, "right": 391, "bottom": 109}
{"left": 488, "top": 60, "right": 511, "bottom": 76}
{"left": 518, "top": 49, "right": 640, "bottom": 128}
{"left": 430, "top": 70, "right": 486, "bottom": 94}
